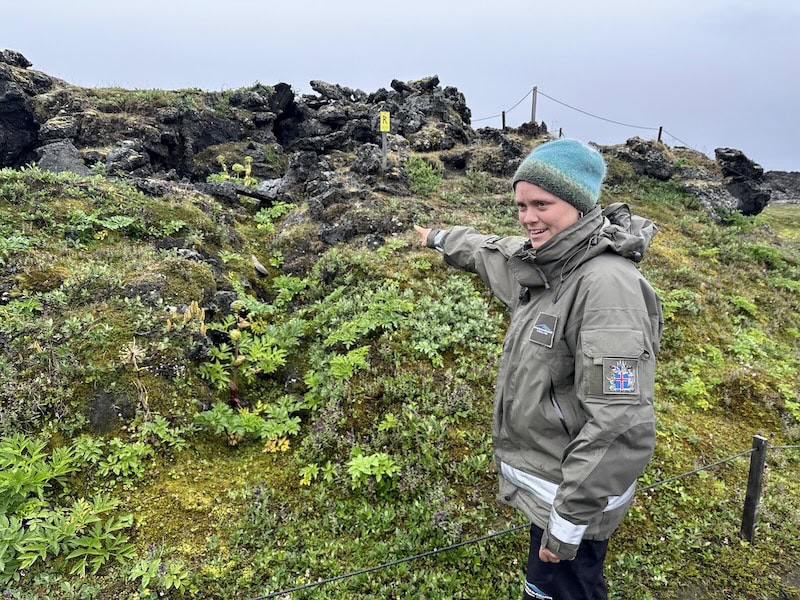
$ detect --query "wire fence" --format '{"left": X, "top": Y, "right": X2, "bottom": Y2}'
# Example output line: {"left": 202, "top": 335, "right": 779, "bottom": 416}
{"left": 252, "top": 440, "right": 800, "bottom": 599}
{"left": 471, "top": 85, "right": 770, "bottom": 189}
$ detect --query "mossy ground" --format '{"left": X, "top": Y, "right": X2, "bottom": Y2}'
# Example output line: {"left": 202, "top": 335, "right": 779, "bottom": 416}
{"left": 1, "top": 160, "right": 799, "bottom": 599}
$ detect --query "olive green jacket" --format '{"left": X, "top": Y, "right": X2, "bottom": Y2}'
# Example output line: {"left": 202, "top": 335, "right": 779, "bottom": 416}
{"left": 427, "top": 203, "right": 662, "bottom": 560}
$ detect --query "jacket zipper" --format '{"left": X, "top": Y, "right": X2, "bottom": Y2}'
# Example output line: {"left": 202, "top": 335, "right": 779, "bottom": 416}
{"left": 549, "top": 383, "right": 570, "bottom": 437}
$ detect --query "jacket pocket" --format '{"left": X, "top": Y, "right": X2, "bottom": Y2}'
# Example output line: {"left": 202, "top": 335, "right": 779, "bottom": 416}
{"left": 581, "top": 329, "right": 647, "bottom": 399}
{"left": 546, "top": 338, "right": 580, "bottom": 437}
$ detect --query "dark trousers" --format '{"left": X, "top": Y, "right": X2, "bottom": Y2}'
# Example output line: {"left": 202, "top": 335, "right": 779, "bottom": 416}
{"left": 523, "top": 524, "right": 609, "bottom": 600}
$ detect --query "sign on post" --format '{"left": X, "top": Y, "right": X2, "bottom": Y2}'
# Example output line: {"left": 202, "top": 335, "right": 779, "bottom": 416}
{"left": 379, "top": 111, "right": 390, "bottom": 171}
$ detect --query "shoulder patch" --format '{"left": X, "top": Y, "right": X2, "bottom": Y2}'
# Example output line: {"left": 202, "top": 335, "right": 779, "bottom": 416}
{"left": 603, "top": 359, "right": 638, "bottom": 394}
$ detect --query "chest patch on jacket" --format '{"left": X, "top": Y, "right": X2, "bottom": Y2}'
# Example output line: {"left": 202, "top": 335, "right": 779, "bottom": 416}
{"left": 529, "top": 312, "right": 558, "bottom": 348}
{"left": 604, "top": 359, "right": 638, "bottom": 394}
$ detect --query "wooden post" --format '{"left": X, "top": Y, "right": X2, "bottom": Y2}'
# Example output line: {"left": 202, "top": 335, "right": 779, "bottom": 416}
{"left": 531, "top": 86, "right": 538, "bottom": 123}
{"left": 502, "top": 111, "right": 506, "bottom": 130}
{"left": 657, "top": 126, "right": 663, "bottom": 143}
{"left": 559, "top": 128, "right": 563, "bottom": 138}
{"left": 740, "top": 435, "right": 768, "bottom": 543}
{"left": 379, "top": 111, "right": 390, "bottom": 172}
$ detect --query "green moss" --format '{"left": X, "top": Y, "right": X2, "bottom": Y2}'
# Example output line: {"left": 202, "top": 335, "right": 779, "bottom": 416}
{"left": 604, "top": 155, "right": 636, "bottom": 183}
{"left": 159, "top": 257, "right": 217, "bottom": 304}
{"left": 130, "top": 438, "right": 291, "bottom": 553}
{"left": 83, "top": 87, "right": 203, "bottom": 113}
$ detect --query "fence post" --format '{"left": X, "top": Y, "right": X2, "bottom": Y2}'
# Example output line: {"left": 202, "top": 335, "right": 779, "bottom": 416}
{"left": 740, "top": 435, "right": 768, "bottom": 543}
{"left": 531, "top": 86, "right": 538, "bottom": 123}
{"left": 657, "top": 126, "right": 663, "bottom": 143}
{"left": 502, "top": 111, "right": 506, "bottom": 130}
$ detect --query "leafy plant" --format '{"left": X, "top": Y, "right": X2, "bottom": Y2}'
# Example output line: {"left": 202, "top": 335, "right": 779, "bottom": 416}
{"left": 254, "top": 201, "right": 295, "bottom": 234}
{"left": 299, "top": 464, "right": 320, "bottom": 486}
{"left": 405, "top": 156, "right": 443, "bottom": 197}
{"left": 0, "top": 233, "right": 32, "bottom": 266}
{"left": 136, "top": 415, "right": 191, "bottom": 451}
{"left": 406, "top": 275, "right": 503, "bottom": 368}
{"left": 462, "top": 168, "right": 494, "bottom": 194}
{"left": 128, "top": 545, "right": 193, "bottom": 597}
{"left": 198, "top": 327, "right": 289, "bottom": 404}
{"left": 346, "top": 449, "right": 400, "bottom": 494}
{"left": 322, "top": 287, "right": 412, "bottom": 349}
{"left": 207, "top": 155, "right": 257, "bottom": 187}
{"left": 659, "top": 288, "right": 703, "bottom": 321}
{"left": 0, "top": 434, "right": 77, "bottom": 514}
{"left": 97, "top": 439, "right": 154, "bottom": 483}
{"left": 0, "top": 435, "right": 134, "bottom": 585}
{"left": 728, "top": 294, "right": 758, "bottom": 317}
{"left": 377, "top": 413, "right": 399, "bottom": 432}
{"left": 194, "top": 401, "right": 301, "bottom": 446}
{"left": 329, "top": 346, "right": 370, "bottom": 381}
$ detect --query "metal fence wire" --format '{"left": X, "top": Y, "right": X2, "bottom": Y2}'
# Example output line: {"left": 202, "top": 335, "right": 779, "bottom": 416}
{"left": 472, "top": 86, "right": 768, "bottom": 186}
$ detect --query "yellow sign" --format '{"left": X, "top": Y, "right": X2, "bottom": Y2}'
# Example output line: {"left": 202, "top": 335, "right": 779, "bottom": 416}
{"left": 379, "top": 111, "right": 390, "bottom": 133}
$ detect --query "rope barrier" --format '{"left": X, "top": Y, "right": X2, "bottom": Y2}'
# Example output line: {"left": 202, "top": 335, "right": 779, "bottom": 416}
{"left": 251, "top": 446, "right": 763, "bottom": 599}
{"left": 770, "top": 445, "right": 800, "bottom": 450}
{"left": 251, "top": 522, "right": 529, "bottom": 599}
{"left": 536, "top": 90, "right": 660, "bottom": 131}
{"left": 472, "top": 86, "right": 769, "bottom": 189}
{"left": 472, "top": 113, "right": 502, "bottom": 123}
{"left": 662, "top": 128, "right": 694, "bottom": 149}
{"left": 505, "top": 88, "right": 533, "bottom": 113}
{"left": 638, "top": 449, "right": 754, "bottom": 493}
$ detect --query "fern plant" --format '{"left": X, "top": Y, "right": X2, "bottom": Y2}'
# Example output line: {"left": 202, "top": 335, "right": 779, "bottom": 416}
{"left": 0, "top": 434, "right": 77, "bottom": 514}
{"left": 194, "top": 400, "right": 301, "bottom": 446}
{"left": 0, "top": 436, "right": 135, "bottom": 585}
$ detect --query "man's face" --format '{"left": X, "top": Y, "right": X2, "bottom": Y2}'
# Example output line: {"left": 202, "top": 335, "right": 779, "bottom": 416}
{"left": 515, "top": 181, "right": 581, "bottom": 249}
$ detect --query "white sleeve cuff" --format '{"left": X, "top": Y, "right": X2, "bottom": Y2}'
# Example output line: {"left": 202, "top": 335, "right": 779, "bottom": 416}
{"left": 548, "top": 509, "right": 588, "bottom": 546}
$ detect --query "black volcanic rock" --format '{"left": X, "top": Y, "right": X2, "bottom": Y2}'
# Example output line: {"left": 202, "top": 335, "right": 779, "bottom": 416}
{"left": 715, "top": 147, "right": 771, "bottom": 215}
{"left": 0, "top": 64, "right": 39, "bottom": 166}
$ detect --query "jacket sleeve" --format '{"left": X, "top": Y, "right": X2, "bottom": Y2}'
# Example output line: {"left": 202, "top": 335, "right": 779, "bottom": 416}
{"left": 429, "top": 226, "right": 522, "bottom": 309}
{"left": 541, "top": 265, "right": 661, "bottom": 560}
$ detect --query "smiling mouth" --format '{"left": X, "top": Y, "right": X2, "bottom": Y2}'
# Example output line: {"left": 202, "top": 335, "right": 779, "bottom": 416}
{"left": 528, "top": 228, "right": 547, "bottom": 235}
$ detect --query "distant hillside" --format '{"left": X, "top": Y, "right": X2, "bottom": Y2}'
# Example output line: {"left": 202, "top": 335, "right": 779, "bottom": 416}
{"left": 1, "top": 48, "right": 799, "bottom": 599}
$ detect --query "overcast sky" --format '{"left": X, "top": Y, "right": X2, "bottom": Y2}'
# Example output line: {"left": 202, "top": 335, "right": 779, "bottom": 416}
{"left": 3, "top": 0, "right": 798, "bottom": 171}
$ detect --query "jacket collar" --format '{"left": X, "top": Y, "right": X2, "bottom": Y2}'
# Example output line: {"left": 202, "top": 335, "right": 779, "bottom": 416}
{"left": 505, "top": 203, "right": 658, "bottom": 291}
{"left": 507, "top": 207, "right": 603, "bottom": 289}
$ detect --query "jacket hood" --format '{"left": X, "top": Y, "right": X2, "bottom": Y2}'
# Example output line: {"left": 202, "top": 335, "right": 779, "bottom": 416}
{"left": 508, "top": 202, "right": 658, "bottom": 291}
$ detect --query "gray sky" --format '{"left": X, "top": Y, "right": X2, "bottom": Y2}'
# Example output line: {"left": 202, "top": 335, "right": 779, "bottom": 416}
{"left": 4, "top": 0, "right": 798, "bottom": 171}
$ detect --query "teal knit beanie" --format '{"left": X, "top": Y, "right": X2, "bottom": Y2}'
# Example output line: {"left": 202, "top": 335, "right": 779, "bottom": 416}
{"left": 512, "top": 138, "right": 606, "bottom": 214}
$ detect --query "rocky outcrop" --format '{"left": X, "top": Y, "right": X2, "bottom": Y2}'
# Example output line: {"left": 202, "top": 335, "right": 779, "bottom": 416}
{"left": 714, "top": 147, "right": 771, "bottom": 216}
{"left": 600, "top": 138, "right": 789, "bottom": 218}
{"left": 2, "top": 47, "right": 795, "bottom": 238}
{"left": 0, "top": 51, "right": 472, "bottom": 184}
{"left": 0, "top": 63, "right": 40, "bottom": 165}
{"left": 764, "top": 171, "right": 800, "bottom": 204}
{"left": 604, "top": 137, "right": 675, "bottom": 181}
{"left": 34, "top": 139, "right": 91, "bottom": 175}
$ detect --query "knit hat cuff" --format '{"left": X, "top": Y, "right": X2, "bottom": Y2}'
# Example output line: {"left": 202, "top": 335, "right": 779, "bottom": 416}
{"left": 513, "top": 161, "right": 598, "bottom": 214}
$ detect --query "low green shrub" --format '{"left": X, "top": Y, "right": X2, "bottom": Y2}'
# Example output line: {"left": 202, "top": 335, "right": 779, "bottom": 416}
{"left": 406, "top": 156, "right": 443, "bottom": 197}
